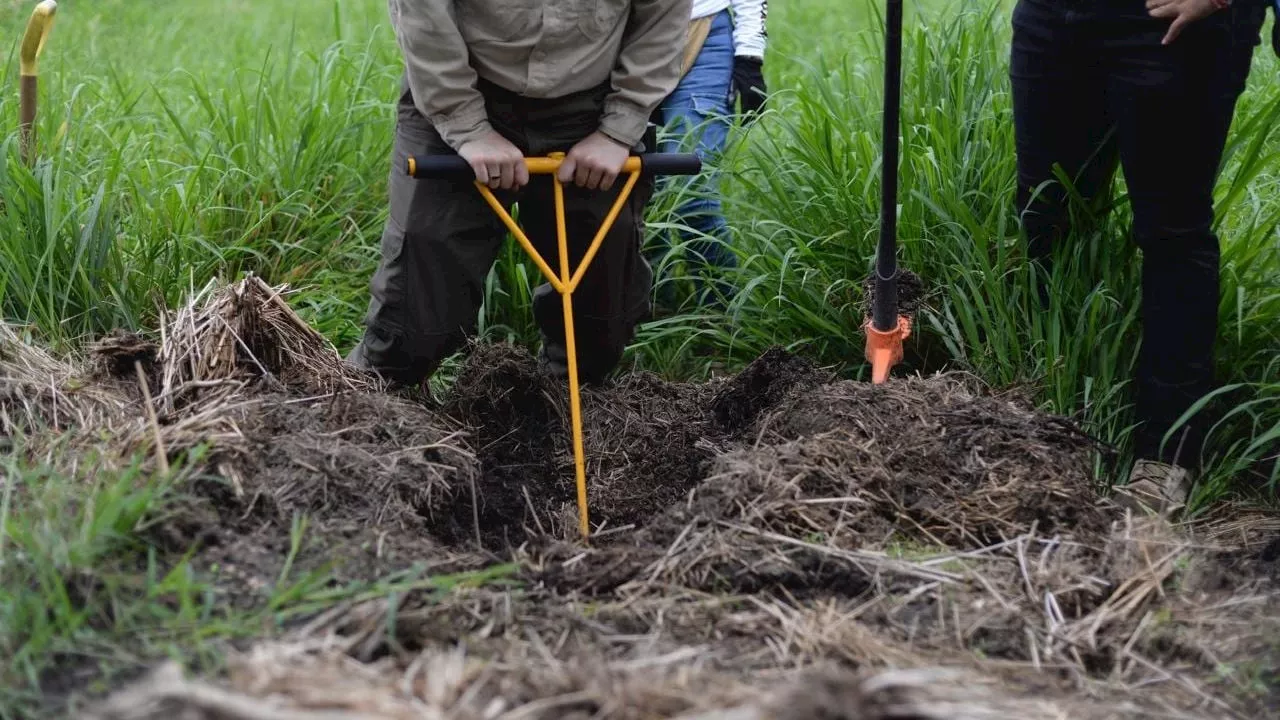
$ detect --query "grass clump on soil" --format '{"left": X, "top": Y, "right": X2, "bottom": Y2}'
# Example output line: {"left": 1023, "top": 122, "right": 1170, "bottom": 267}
{"left": 3, "top": 276, "right": 1277, "bottom": 720}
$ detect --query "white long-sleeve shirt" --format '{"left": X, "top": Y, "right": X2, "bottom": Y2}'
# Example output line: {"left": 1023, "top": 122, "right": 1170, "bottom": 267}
{"left": 690, "top": 0, "right": 767, "bottom": 59}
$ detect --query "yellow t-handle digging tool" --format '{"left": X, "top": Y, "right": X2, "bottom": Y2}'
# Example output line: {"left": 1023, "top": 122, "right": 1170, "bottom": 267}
{"left": 404, "top": 151, "right": 702, "bottom": 541}
{"left": 19, "top": 0, "right": 57, "bottom": 166}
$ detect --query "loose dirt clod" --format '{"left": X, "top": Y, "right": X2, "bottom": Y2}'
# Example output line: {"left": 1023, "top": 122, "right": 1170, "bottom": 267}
{"left": 707, "top": 346, "right": 829, "bottom": 433}
{"left": 861, "top": 267, "right": 927, "bottom": 317}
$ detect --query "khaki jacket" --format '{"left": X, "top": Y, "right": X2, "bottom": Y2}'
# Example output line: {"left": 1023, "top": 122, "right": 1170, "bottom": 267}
{"left": 388, "top": 0, "right": 691, "bottom": 151}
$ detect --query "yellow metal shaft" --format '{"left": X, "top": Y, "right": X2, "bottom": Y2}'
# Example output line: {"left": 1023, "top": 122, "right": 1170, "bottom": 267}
{"left": 552, "top": 173, "right": 591, "bottom": 539}
{"left": 469, "top": 154, "right": 640, "bottom": 540}
{"left": 526, "top": 156, "right": 644, "bottom": 176}
{"left": 476, "top": 184, "right": 566, "bottom": 294}
{"left": 568, "top": 172, "right": 639, "bottom": 292}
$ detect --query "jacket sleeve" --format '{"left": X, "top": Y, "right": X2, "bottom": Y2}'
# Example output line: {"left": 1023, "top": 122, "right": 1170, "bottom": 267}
{"left": 388, "top": 0, "right": 493, "bottom": 150}
{"left": 598, "top": 0, "right": 693, "bottom": 148}
{"left": 730, "top": 0, "right": 767, "bottom": 59}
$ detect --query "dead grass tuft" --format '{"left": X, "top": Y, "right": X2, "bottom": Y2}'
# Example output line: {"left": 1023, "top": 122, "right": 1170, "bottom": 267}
{"left": 1, "top": 322, "right": 129, "bottom": 441}
{"left": 152, "top": 275, "right": 378, "bottom": 414}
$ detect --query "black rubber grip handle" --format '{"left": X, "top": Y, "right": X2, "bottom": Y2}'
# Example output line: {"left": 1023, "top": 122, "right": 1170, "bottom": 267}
{"left": 405, "top": 153, "right": 702, "bottom": 180}
{"left": 407, "top": 155, "right": 475, "bottom": 180}
{"left": 635, "top": 153, "right": 702, "bottom": 176}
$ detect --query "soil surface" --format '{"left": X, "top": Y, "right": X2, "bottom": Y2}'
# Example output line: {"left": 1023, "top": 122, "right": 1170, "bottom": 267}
{"left": 122, "top": 340, "right": 1128, "bottom": 608}
{"left": 5, "top": 285, "right": 1276, "bottom": 720}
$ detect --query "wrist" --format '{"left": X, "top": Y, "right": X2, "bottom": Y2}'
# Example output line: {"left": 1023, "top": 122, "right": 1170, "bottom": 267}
{"left": 598, "top": 132, "right": 629, "bottom": 150}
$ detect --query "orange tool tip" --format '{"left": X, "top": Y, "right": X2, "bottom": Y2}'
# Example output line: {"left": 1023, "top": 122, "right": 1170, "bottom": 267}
{"left": 863, "top": 315, "right": 912, "bottom": 384}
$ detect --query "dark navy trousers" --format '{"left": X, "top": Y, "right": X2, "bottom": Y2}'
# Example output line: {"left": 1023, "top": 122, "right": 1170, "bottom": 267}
{"left": 1009, "top": 0, "right": 1268, "bottom": 466}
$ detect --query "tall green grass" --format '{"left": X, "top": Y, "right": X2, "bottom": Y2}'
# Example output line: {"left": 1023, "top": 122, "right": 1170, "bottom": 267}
{"left": 0, "top": 0, "right": 399, "bottom": 350}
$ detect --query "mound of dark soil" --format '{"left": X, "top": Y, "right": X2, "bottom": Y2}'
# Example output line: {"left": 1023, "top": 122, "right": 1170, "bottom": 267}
{"left": 436, "top": 345, "right": 1110, "bottom": 577}
{"left": 228, "top": 392, "right": 478, "bottom": 527}
{"left": 707, "top": 345, "right": 830, "bottom": 433}
{"left": 695, "top": 375, "right": 1106, "bottom": 552}
{"left": 431, "top": 344, "right": 847, "bottom": 554}
{"left": 435, "top": 343, "right": 729, "bottom": 549}
{"left": 434, "top": 343, "right": 565, "bottom": 548}
{"left": 519, "top": 364, "right": 1114, "bottom": 599}
{"left": 152, "top": 391, "right": 486, "bottom": 602}
{"left": 751, "top": 374, "right": 1113, "bottom": 544}
{"left": 571, "top": 371, "right": 722, "bottom": 529}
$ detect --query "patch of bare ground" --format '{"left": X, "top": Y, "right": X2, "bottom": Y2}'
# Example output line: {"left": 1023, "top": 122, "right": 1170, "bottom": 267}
{"left": 80, "top": 510, "right": 1280, "bottom": 720}
{"left": 4, "top": 276, "right": 1277, "bottom": 719}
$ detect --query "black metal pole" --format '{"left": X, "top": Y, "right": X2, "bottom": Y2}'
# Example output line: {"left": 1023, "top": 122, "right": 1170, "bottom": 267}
{"left": 873, "top": 0, "right": 902, "bottom": 332}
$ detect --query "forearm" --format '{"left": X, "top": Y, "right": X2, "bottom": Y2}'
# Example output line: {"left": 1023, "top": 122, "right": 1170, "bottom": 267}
{"left": 599, "top": 0, "right": 692, "bottom": 147}
{"left": 730, "top": 0, "right": 768, "bottom": 58}
{"left": 388, "top": 0, "right": 492, "bottom": 150}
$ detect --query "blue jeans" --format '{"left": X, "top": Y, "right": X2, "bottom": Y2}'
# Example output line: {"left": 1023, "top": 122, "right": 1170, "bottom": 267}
{"left": 655, "top": 9, "right": 737, "bottom": 300}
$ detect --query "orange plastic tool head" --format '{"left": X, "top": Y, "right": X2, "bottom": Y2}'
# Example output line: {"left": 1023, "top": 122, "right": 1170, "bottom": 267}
{"left": 863, "top": 315, "right": 912, "bottom": 384}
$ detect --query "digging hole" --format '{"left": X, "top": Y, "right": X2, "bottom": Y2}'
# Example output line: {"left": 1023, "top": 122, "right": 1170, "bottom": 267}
{"left": 432, "top": 343, "right": 564, "bottom": 550}
{"left": 432, "top": 343, "right": 731, "bottom": 552}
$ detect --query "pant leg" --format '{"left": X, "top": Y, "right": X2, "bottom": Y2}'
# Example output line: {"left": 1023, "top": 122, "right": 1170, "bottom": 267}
{"left": 347, "top": 76, "right": 511, "bottom": 387}
{"left": 519, "top": 85, "right": 657, "bottom": 385}
{"left": 1101, "top": 2, "right": 1266, "bottom": 466}
{"left": 1009, "top": 0, "right": 1119, "bottom": 301}
{"left": 657, "top": 10, "right": 736, "bottom": 276}
{"left": 524, "top": 176, "right": 655, "bottom": 385}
